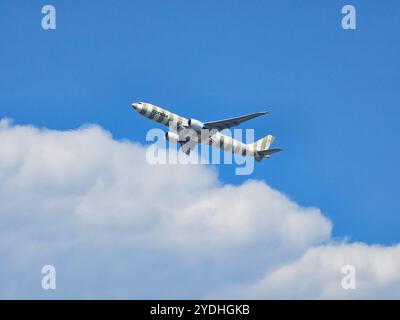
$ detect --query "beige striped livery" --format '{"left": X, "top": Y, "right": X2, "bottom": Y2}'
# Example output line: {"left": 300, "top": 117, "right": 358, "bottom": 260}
{"left": 131, "top": 101, "right": 282, "bottom": 161}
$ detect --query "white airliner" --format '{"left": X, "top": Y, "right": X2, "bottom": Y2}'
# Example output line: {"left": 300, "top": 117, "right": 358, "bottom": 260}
{"left": 131, "top": 102, "right": 282, "bottom": 161}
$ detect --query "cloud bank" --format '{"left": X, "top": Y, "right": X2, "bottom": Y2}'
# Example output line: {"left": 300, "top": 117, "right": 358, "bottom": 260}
{"left": 0, "top": 118, "right": 399, "bottom": 299}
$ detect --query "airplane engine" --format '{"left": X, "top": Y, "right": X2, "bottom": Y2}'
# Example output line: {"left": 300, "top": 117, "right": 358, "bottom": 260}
{"left": 188, "top": 118, "right": 204, "bottom": 132}
{"left": 165, "top": 131, "right": 180, "bottom": 144}
{"left": 188, "top": 119, "right": 204, "bottom": 132}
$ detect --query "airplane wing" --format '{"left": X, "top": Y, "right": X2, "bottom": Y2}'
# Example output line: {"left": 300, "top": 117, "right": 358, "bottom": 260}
{"left": 204, "top": 111, "right": 269, "bottom": 131}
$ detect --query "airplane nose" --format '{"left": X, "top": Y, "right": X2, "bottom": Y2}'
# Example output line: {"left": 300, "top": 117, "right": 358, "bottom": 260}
{"left": 132, "top": 102, "right": 144, "bottom": 113}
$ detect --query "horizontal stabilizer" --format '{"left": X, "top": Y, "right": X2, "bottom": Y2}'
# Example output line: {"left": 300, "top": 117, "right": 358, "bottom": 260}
{"left": 258, "top": 148, "right": 283, "bottom": 156}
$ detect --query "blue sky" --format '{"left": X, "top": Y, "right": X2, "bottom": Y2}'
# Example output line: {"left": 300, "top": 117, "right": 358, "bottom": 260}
{"left": 1, "top": 0, "right": 399, "bottom": 250}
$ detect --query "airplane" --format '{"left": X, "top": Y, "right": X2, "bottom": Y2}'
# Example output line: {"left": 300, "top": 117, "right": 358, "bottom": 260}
{"left": 131, "top": 101, "right": 282, "bottom": 162}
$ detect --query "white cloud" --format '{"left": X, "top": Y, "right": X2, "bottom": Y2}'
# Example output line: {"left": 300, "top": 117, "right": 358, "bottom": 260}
{"left": 220, "top": 243, "right": 400, "bottom": 299}
{"left": 0, "top": 119, "right": 399, "bottom": 299}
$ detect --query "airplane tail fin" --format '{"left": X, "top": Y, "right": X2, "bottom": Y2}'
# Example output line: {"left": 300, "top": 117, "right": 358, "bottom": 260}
{"left": 251, "top": 135, "right": 283, "bottom": 160}
{"left": 251, "top": 134, "right": 276, "bottom": 151}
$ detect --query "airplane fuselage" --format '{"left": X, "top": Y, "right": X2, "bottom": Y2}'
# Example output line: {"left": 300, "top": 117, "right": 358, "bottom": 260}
{"left": 132, "top": 102, "right": 258, "bottom": 157}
